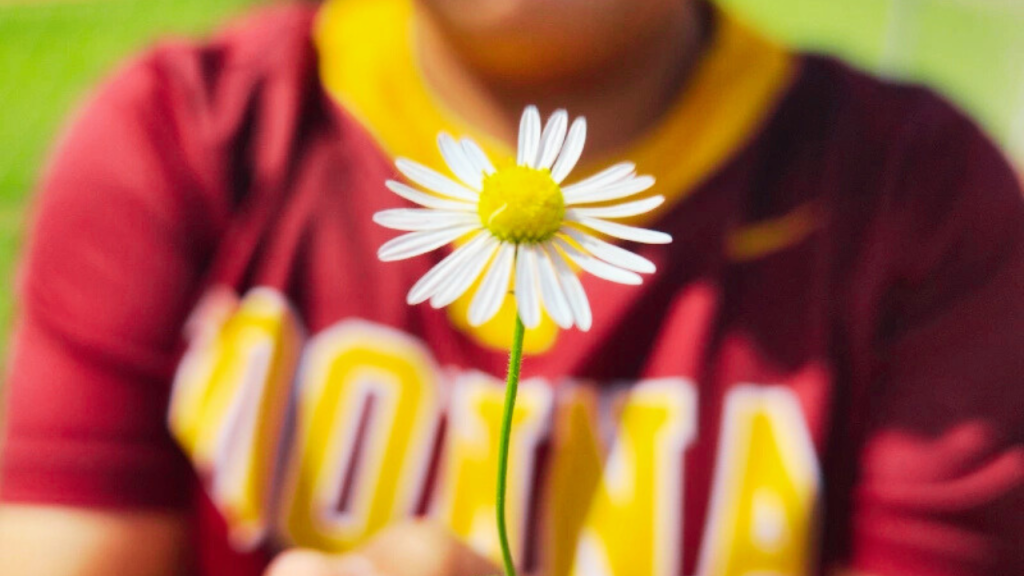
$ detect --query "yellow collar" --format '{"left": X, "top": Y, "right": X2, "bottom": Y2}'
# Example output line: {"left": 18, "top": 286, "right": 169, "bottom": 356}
{"left": 315, "top": 0, "right": 797, "bottom": 353}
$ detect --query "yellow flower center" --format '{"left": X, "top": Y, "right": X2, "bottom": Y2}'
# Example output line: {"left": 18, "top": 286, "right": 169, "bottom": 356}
{"left": 478, "top": 165, "right": 565, "bottom": 243}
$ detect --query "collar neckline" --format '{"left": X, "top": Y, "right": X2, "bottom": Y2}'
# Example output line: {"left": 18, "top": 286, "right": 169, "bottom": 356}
{"left": 314, "top": 0, "right": 798, "bottom": 354}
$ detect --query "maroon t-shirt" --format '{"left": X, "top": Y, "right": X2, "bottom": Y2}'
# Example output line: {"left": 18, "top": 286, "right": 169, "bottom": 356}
{"left": 3, "top": 6, "right": 1023, "bottom": 576}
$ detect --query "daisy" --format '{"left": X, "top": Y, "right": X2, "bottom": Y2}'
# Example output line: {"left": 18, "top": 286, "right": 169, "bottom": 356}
{"left": 373, "top": 106, "right": 671, "bottom": 332}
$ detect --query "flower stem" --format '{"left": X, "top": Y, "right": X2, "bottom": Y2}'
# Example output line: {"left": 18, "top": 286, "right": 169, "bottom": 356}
{"left": 496, "top": 316, "right": 525, "bottom": 576}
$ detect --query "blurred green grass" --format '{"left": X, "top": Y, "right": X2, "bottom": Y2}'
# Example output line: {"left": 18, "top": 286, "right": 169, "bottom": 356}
{"left": 0, "top": 0, "right": 267, "bottom": 357}
{"left": 0, "top": 0, "right": 1021, "bottom": 361}
{"left": 719, "top": 0, "right": 1024, "bottom": 160}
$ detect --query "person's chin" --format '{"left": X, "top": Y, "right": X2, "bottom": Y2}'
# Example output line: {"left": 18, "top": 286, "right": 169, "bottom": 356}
{"left": 425, "top": 0, "right": 582, "bottom": 29}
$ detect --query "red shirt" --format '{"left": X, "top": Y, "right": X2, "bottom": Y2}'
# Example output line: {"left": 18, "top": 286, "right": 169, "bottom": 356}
{"left": 3, "top": 5, "right": 1024, "bottom": 576}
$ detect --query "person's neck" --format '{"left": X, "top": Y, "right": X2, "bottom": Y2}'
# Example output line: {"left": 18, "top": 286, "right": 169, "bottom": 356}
{"left": 413, "top": 4, "right": 711, "bottom": 161}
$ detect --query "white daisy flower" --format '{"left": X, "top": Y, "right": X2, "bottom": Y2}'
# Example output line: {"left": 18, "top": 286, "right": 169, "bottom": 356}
{"left": 373, "top": 106, "right": 671, "bottom": 332}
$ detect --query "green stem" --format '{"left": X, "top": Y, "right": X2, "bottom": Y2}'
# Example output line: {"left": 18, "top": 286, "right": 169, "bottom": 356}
{"left": 496, "top": 316, "right": 525, "bottom": 576}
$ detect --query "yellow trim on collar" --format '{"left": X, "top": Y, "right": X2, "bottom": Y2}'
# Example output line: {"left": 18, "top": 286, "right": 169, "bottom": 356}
{"left": 315, "top": 0, "right": 797, "bottom": 353}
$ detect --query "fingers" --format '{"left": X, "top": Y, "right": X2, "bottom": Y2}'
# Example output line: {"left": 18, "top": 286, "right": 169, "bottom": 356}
{"left": 359, "top": 520, "right": 499, "bottom": 576}
{"left": 264, "top": 520, "right": 500, "bottom": 576}
{"left": 265, "top": 549, "right": 343, "bottom": 576}
{"left": 265, "top": 550, "right": 381, "bottom": 576}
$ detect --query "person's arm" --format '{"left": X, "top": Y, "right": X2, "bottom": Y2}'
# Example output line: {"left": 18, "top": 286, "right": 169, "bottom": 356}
{"left": 0, "top": 42, "right": 229, "bottom": 575}
{"left": 842, "top": 97, "right": 1024, "bottom": 575}
{"left": 0, "top": 506, "right": 188, "bottom": 576}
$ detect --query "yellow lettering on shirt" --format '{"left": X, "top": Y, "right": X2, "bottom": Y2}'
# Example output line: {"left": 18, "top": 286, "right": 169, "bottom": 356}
{"left": 571, "top": 379, "right": 697, "bottom": 576}
{"left": 167, "top": 299, "right": 827, "bottom": 571}
{"left": 168, "top": 288, "right": 302, "bottom": 548}
{"left": 696, "top": 386, "right": 820, "bottom": 576}
{"left": 280, "top": 320, "right": 442, "bottom": 551}
{"left": 541, "top": 384, "right": 604, "bottom": 576}
{"left": 432, "top": 374, "right": 553, "bottom": 563}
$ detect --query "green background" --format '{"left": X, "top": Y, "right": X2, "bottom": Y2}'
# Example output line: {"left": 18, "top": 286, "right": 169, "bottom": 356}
{"left": 0, "top": 0, "right": 1021, "bottom": 356}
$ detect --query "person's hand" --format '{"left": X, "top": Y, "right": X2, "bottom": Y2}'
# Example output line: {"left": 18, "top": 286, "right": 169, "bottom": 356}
{"left": 265, "top": 520, "right": 500, "bottom": 576}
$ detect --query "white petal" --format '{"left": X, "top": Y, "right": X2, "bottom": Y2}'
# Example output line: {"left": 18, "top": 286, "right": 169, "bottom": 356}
{"left": 430, "top": 238, "right": 499, "bottom": 308}
{"left": 438, "top": 132, "right": 484, "bottom": 190}
{"left": 552, "top": 237, "right": 642, "bottom": 285}
{"left": 561, "top": 227, "right": 656, "bottom": 273}
{"left": 565, "top": 175, "right": 655, "bottom": 205}
{"left": 396, "top": 158, "right": 478, "bottom": 202}
{"left": 551, "top": 117, "right": 586, "bottom": 184}
{"left": 515, "top": 246, "right": 542, "bottom": 328}
{"left": 568, "top": 196, "right": 664, "bottom": 219}
{"left": 543, "top": 243, "right": 592, "bottom": 331}
{"left": 374, "top": 208, "right": 480, "bottom": 231}
{"left": 569, "top": 215, "right": 672, "bottom": 244}
{"left": 534, "top": 245, "right": 573, "bottom": 328}
{"left": 517, "top": 106, "right": 542, "bottom": 168}
{"left": 407, "top": 232, "right": 490, "bottom": 304}
{"left": 461, "top": 138, "right": 496, "bottom": 176}
{"left": 469, "top": 243, "right": 515, "bottom": 326}
{"left": 562, "top": 162, "right": 636, "bottom": 199}
{"left": 378, "top": 224, "right": 480, "bottom": 262}
{"left": 536, "top": 109, "right": 568, "bottom": 170}
{"left": 385, "top": 180, "right": 476, "bottom": 211}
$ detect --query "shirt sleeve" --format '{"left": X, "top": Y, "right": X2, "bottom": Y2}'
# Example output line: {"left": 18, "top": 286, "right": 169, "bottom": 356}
{"left": 0, "top": 49, "right": 224, "bottom": 510}
{"left": 847, "top": 98, "right": 1024, "bottom": 575}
